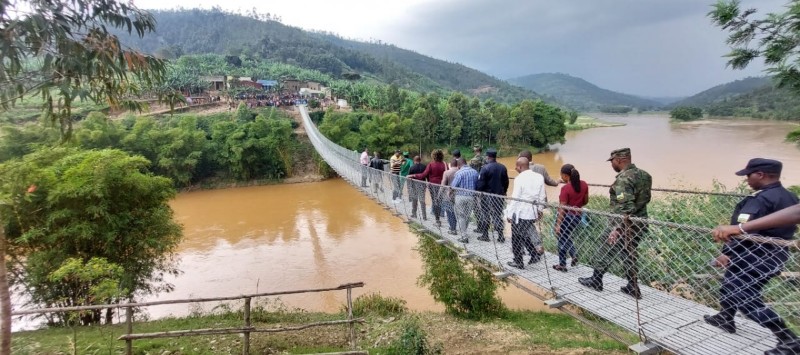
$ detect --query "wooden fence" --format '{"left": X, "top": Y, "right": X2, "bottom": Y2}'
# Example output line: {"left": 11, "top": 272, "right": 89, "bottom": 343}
{"left": 12, "top": 282, "right": 365, "bottom": 354}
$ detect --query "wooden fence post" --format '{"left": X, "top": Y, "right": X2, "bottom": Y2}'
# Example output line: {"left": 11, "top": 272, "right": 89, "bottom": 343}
{"left": 243, "top": 297, "right": 251, "bottom": 355}
{"left": 125, "top": 306, "right": 133, "bottom": 355}
{"left": 346, "top": 287, "right": 355, "bottom": 349}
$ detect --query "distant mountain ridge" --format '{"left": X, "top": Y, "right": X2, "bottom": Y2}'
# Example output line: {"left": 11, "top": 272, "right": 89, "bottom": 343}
{"left": 670, "top": 76, "right": 800, "bottom": 120}
{"left": 669, "top": 77, "right": 771, "bottom": 108}
{"left": 114, "top": 8, "right": 540, "bottom": 103}
{"left": 507, "top": 73, "right": 661, "bottom": 111}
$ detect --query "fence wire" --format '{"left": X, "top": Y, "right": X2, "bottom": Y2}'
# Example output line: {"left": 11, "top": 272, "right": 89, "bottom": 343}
{"left": 300, "top": 106, "right": 799, "bottom": 354}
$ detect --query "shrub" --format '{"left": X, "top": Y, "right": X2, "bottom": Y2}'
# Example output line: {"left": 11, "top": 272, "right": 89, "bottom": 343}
{"left": 415, "top": 230, "right": 506, "bottom": 320}
{"left": 350, "top": 292, "right": 407, "bottom": 317}
{"left": 385, "top": 318, "right": 442, "bottom": 355}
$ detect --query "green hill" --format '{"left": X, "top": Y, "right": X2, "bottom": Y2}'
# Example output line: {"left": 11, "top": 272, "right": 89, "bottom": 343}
{"left": 669, "top": 76, "right": 800, "bottom": 120}
{"left": 669, "top": 76, "right": 771, "bottom": 108}
{"left": 115, "top": 8, "right": 540, "bottom": 103}
{"left": 507, "top": 73, "right": 661, "bottom": 111}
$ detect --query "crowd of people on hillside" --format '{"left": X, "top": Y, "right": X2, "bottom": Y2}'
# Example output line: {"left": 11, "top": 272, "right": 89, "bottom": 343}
{"left": 357, "top": 145, "right": 800, "bottom": 354}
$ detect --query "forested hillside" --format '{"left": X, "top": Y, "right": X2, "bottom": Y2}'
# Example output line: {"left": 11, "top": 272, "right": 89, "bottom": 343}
{"left": 670, "top": 77, "right": 800, "bottom": 120}
{"left": 669, "top": 77, "right": 771, "bottom": 108}
{"left": 114, "top": 8, "right": 539, "bottom": 103}
{"left": 507, "top": 73, "right": 661, "bottom": 111}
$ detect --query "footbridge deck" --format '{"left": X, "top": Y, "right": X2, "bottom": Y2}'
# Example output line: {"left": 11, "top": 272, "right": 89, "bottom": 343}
{"left": 299, "top": 105, "right": 795, "bottom": 354}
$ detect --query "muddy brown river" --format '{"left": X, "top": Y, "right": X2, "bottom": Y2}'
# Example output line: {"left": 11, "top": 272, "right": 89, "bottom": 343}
{"left": 147, "top": 114, "right": 800, "bottom": 319}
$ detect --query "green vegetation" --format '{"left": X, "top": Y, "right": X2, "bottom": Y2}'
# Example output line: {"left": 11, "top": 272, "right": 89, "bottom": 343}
{"left": 384, "top": 318, "right": 442, "bottom": 355}
{"left": 0, "top": 148, "right": 182, "bottom": 324}
{"left": 508, "top": 73, "right": 661, "bottom": 111}
{"left": 318, "top": 92, "right": 568, "bottom": 157}
{"left": 670, "top": 106, "right": 704, "bottom": 121}
{"left": 415, "top": 230, "right": 506, "bottom": 320}
{"left": 11, "top": 304, "right": 630, "bottom": 354}
{"left": 598, "top": 105, "right": 634, "bottom": 114}
{"left": 350, "top": 293, "right": 408, "bottom": 317}
{"left": 0, "top": 106, "right": 298, "bottom": 188}
{"left": 114, "top": 8, "right": 541, "bottom": 104}
{"left": 669, "top": 77, "right": 770, "bottom": 109}
{"left": 565, "top": 115, "right": 625, "bottom": 131}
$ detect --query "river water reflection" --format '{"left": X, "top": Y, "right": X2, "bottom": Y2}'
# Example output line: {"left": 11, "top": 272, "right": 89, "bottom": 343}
{"left": 151, "top": 114, "right": 800, "bottom": 318}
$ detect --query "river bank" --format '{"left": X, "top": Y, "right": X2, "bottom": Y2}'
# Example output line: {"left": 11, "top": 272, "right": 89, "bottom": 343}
{"left": 566, "top": 115, "right": 625, "bottom": 131}
{"left": 12, "top": 307, "right": 629, "bottom": 354}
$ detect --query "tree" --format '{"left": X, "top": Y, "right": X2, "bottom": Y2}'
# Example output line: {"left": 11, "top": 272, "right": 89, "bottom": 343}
{"left": 0, "top": 0, "right": 166, "bottom": 349}
{"left": 0, "top": 148, "right": 182, "bottom": 325}
{"left": 709, "top": 0, "right": 800, "bottom": 93}
{"left": 670, "top": 106, "right": 704, "bottom": 121}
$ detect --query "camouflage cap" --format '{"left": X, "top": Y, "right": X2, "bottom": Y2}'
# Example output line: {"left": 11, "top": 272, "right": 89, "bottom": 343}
{"left": 606, "top": 148, "right": 631, "bottom": 161}
{"left": 473, "top": 145, "right": 482, "bottom": 151}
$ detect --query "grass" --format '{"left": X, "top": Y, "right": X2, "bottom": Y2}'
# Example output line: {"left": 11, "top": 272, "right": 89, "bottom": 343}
{"left": 502, "top": 311, "right": 633, "bottom": 351}
{"left": 0, "top": 95, "right": 107, "bottom": 124}
{"left": 566, "top": 115, "right": 625, "bottom": 131}
{"left": 11, "top": 304, "right": 633, "bottom": 354}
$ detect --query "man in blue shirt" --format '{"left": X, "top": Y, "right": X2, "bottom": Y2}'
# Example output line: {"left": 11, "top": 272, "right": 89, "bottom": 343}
{"left": 451, "top": 158, "right": 479, "bottom": 243}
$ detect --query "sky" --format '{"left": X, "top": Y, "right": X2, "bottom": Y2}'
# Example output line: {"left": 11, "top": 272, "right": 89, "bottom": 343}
{"left": 132, "top": 0, "right": 788, "bottom": 97}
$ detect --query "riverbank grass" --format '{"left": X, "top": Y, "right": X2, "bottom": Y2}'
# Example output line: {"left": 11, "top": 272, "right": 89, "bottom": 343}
{"left": 12, "top": 307, "right": 630, "bottom": 354}
{"left": 567, "top": 115, "right": 625, "bottom": 131}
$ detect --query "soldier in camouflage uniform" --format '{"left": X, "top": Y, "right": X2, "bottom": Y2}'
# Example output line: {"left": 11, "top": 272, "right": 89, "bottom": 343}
{"left": 469, "top": 145, "right": 484, "bottom": 172}
{"left": 578, "top": 148, "right": 652, "bottom": 299}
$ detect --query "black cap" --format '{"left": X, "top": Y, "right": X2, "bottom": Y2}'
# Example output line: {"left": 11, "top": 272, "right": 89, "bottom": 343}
{"left": 452, "top": 149, "right": 461, "bottom": 157}
{"left": 486, "top": 148, "right": 498, "bottom": 158}
{"left": 735, "top": 158, "right": 783, "bottom": 176}
{"left": 606, "top": 148, "right": 631, "bottom": 161}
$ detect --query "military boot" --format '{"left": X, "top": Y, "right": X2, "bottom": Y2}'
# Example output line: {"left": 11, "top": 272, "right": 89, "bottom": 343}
{"left": 578, "top": 270, "right": 603, "bottom": 292}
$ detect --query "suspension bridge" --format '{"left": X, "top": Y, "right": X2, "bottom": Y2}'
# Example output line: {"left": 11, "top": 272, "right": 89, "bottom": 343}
{"left": 299, "top": 105, "right": 799, "bottom": 354}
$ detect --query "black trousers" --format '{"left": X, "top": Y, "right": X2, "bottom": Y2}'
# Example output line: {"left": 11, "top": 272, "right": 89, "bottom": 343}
{"left": 478, "top": 195, "right": 504, "bottom": 237}
{"left": 511, "top": 218, "right": 536, "bottom": 264}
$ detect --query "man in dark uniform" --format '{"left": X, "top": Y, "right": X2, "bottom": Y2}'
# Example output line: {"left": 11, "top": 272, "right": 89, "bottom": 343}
{"left": 579, "top": 148, "right": 652, "bottom": 299}
{"left": 476, "top": 148, "right": 509, "bottom": 242}
{"left": 704, "top": 158, "right": 800, "bottom": 355}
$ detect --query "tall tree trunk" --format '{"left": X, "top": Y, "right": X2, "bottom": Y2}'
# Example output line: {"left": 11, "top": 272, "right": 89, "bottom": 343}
{"left": 0, "top": 227, "right": 11, "bottom": 355}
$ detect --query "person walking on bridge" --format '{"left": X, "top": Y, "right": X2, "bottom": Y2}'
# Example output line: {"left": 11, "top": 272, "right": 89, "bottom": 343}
{"left": 519, "top": 150, "right": 559, "bottom": 188}
{"left": 390, "top": 150, "right": 404, "bottom": 202}
{"left": 369, "top": 152, "right": 386, "bottom": 194}
{"left": 451, "top": 158, "right": 478, "bottom": 243}
{"left": 704, "top": 158, "right": 800, "bottom": 355}
{"left": 554, "top": 164, "right": 588, "bottom": 272}
{"left": 579, "top": 148, "right": 651, "bottom": 299}
{"left": 409, "top": 149, "right": 447, "bottom": 226}
{"left": 360, "top": 147, "right": 370, "bottom": 187}
{"left": 407, "top": 156, "right": 427, "bottom": 220}
{"left": 504, "top": 157, "right": 546, "bottom": 269}
{"left": 477, "top": 148, "right": 510, "bottom": 242}
{"left": 439, "top": 159, "right": 459, "bottom": 235}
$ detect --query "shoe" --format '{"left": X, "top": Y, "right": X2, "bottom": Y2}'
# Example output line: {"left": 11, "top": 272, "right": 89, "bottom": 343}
{"left": 703, "top": 314, "right": 736, "bottom": 334}
{"left": 410, "top": 214, "right": 417, "bottom": 218}
{"left": 578, "top": 276, "right": 603, "bottom": 292}
{"left": 477, "top": 235, "right": 490, "bottom": 242}
{"left": 458, "top": 237, "right": 469, "bottom": 243}
{"left": 571, "top": 256, "right": 578, "bottom": 267}
{"left": 507, "top": 261, "right": 525, "bottom": 269}
{"left": 528, "top": 255, "right": 541, "bottom": 264}
{"left": 448, "top": 230, "right": 457, "bottom": 235}
{"left": 473, "top": 228, "right": 481, "bottom": 233}
{"left": 552, "top": 264, "right": 568, "bottom": 272}
{"left": 766, "top": 340, "right": 800, "bottom": 355}
{"left": 436, "top": 220, "right": 442, "bottom": 227}
{"left": 620, "top": 284, "right": 642, "bottom": 299}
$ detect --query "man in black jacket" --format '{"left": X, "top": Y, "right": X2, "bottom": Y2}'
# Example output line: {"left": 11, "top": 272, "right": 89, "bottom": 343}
{"left": 476, "top": 148, "right": 509, "bottom": 242}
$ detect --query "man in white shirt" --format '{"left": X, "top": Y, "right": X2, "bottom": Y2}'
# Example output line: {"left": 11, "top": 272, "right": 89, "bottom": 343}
{"left": 504, "top": 157, "right": 546, "bottom": 269}
{"left": 360, "top": 148, "right": 369, "bottom": 187}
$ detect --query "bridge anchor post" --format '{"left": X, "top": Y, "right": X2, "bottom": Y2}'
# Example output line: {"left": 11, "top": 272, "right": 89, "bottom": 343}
{"left": 544, "top": 298, "right": 568, "bottom": 308}
{"left": 629, "top": 342, "right": 660, "bottom": 355}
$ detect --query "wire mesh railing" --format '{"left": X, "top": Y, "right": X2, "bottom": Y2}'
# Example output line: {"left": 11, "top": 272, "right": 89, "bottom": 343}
{"left": 299, "top": 105, "right": 799, "bottom": 354}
